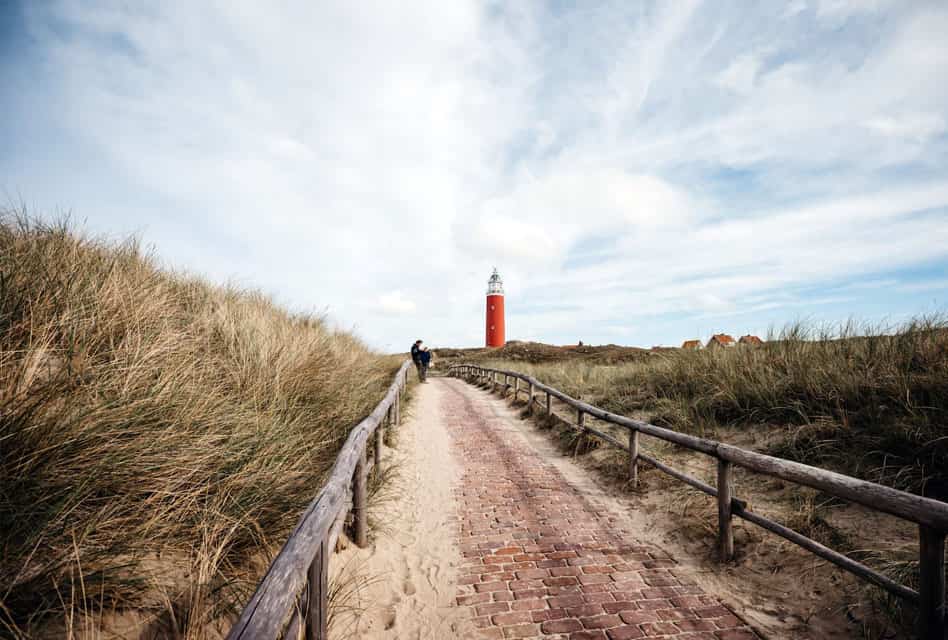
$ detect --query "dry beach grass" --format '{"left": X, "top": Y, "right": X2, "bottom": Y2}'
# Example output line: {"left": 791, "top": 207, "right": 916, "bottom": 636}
{"left": 479, "top": 319, "right": 948, "bottom": 498}
{"left": 0, "top": 214, "right": 399, "bottom": 638}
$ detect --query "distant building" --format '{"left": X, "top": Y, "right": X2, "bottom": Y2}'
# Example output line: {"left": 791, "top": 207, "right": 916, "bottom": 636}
{"left": 739, "top": 335, "right": 764, "bottom": 346}
{"left": 707, "top": 334, "right": 736, "bottom": 348}
{"left": 681, "top": 339, "right": 702, "bottom": 350}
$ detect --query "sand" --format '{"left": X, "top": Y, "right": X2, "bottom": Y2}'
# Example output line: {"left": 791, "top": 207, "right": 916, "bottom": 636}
{"left": 329, "top": 381, "right": 476, "bottom": 639}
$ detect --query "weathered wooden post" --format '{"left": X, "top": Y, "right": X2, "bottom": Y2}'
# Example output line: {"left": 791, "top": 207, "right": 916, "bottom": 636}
{"left": 628, "top": 429, "right": 639, "bottom": 488}
{"left": 546, "top": 391, "right": 551, "bottom": 415}
{"left": 717, "top": 459, "right": 734, "bottom": 561}
{"left": 919, "top": 525, "right": 946, "bottom": 639}
{"left": 528, "top": 382, "right": 535, "bottom": 412}
{"left": 394, "top": 389, "right": 400, "bottom": 426}
{"left": 374, "top": 421, "right": 383, "bottom": 472}
{"left": 514, "top": 377, "right": 520, "bottom": 399}
{"left": 306, "top": 541, "right": 328, "bottom": 640}
{"left": 353, "top": 448, "right": 368, "bottom": 547}
{"left": 577, "top": 409, "right": 585, "bottom": 430}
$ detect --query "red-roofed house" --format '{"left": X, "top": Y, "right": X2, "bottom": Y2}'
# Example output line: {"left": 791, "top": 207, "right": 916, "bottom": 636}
{"left": 739, "top": 335, "right": 764, "bottom": 346}
{"left": 681, "top": 339, "right": 702, "bottom": 350}
{"left": 707, "top": 334, "right": 736, "bottom": 348}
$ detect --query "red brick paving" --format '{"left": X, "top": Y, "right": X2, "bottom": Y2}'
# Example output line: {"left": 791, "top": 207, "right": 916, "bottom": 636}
{"left": 440, "top": 379, "right": 759, "bottom": 640}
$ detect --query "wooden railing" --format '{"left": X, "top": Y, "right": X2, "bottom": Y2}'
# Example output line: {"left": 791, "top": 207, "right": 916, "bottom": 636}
{"left": 226, "top": 359, "right": 412, "bottom": 640}
{"left": 450, "top": 364, "right": 948, "bottom": 639}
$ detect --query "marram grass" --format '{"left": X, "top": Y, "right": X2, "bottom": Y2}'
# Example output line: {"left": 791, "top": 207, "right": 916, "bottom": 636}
{"left": 0, "top": 214, "right": 398, "bottom": 638}
{"left": 482, "top": 317, "right": 948, "bottom": 498}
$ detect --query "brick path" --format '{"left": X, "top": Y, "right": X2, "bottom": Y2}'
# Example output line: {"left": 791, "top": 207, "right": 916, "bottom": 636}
{"left": 439, "top": 378, "right": 759, "bottom": 640}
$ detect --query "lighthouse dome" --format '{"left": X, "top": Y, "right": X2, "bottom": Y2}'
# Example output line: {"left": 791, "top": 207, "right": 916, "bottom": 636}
{"left": 487, "top": 268, "right": 504, "bottom": 295}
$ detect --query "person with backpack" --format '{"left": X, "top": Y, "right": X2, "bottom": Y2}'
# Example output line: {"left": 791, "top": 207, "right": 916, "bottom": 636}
{"left": 418, "top": 346, "right": 432, "bottom": 382}
{"left": 410, "top": 339, "right": 424, "bottom": 381}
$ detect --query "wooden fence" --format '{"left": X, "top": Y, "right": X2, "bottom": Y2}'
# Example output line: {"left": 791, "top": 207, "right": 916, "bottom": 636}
{"left": 226, "top": 359, "right": 412, "bottom": 640}
{"left": 450, "top": 363, "right": 948, "bottom": 639}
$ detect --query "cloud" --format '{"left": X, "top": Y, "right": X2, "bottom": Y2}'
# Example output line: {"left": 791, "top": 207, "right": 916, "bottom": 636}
{"left": 375, "top": 291, "right": 417, "bottom": 315}
{"left": 3, "top": 0, "right": 948, "bottom": 350}
{"left": 865, "top": 114, "right": 946, "bottom": 142}
{"left": 714, "top": 54, "right": 763, "bottom": 94}
{"left": 816, "top": 0, "right": 896, "bottom": 22}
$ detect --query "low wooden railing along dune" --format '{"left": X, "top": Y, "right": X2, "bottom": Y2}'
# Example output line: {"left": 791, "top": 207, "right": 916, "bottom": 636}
{"left": 226, "top": 359, "right": 412, "bottom": 640}
{"left": 450, "top": 363, "right": 948, "bottom": 640}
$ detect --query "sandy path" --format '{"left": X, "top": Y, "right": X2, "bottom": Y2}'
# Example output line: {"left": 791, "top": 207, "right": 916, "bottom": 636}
{"left": 330, "top": 380, "right": 476, "bottom": 639}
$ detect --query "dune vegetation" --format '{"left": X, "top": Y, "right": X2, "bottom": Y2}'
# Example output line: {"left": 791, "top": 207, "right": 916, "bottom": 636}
{"left": 476, "top": 319, "right": 948, "bottom": 499}
{"left": 0, "top": 214, "right": 400, "bottom": 638}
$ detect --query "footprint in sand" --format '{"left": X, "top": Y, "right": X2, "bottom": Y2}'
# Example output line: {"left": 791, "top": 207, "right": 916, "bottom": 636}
{"left": 403, "top": 579, "right": 416, "bottom": 595}
{"left": 383, "top": 608, "right": 396, "bottom": 630}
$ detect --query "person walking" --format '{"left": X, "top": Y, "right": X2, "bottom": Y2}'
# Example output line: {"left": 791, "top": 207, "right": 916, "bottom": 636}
{"left": 410, "top": 339, "right": 424, "bottom": 381}
{"left": 418, "top": 346, "right": 432, "bottom": 382}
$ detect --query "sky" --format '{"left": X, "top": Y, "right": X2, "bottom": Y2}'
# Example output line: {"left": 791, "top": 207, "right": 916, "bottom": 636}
{"left": 2, "top": 1, "right": 947, "bottom": 352}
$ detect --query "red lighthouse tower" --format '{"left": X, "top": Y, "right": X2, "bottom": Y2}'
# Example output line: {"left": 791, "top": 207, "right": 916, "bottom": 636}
{"left": 486, "top": 268, "right": 505, "bottom": 347}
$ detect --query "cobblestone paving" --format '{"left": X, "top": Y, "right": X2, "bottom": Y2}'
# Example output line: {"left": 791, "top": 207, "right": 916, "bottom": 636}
{"left": 440, "top": 378, "right": 760, "bottom": 640}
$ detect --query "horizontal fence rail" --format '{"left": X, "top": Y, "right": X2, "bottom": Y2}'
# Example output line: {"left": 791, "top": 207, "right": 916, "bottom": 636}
{"left": 450, "top": 364, "right": 948, "bottom": 639}
{"left": 227, "top": 360, "right": 412, "bottom": 640}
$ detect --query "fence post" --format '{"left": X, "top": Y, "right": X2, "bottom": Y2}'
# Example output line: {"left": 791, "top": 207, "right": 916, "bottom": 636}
{"left": 306, "top": 540, "right": 328, "bottom": 640}
{"left": 628, "top": 429, "right": 639, "bottom": 488}
{"left": 374, "top": 422, "right": 383, "bottom": 473}
{"left": 577, "top": 409, "right": 585, "bottom": 430}
{"left": 353, "top": 448, "right": 368, "bottom": 547}
{"left": 919, "top": 525, "right": 946, "bottom": 639}
{"left": 717, "top": 459, "right": 734, "bottom": 561}
{"left": 528, "top": 382, "right": 535, "bottom": 412}
{"left": 546, "top": 391, "right": 551, "bottom": 415}
{"left": 395, "top": 389, "right": 400, "bottom": 426}
{"left": 514, "top": 377, "right": 520, "bottom": 399}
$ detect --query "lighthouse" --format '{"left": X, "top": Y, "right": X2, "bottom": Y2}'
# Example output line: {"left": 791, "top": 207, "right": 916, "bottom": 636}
{"left": 486, "top": 268, "right": 505, "bottom": 347}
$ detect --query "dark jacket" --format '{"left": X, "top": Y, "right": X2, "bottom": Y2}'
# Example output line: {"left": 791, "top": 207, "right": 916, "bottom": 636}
{"left": 411, "top": 344, "right": 421, "bottom": 363}
{"left": 419, "top": 349, "right": 432, "bottom": 365}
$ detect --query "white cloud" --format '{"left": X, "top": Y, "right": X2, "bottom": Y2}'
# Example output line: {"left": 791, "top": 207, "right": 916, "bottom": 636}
{"left": 714, "top": 54, "right": 763, "bottom": 94}
{"left": 816, "top": 0, "right": 895, "bottom": 21}
{"left": 375, "top": 291, "right": 417, "bottom": 315}
{"left": 5, "top": 0, "right": 948, "bottom": 350}
{"left": 865, "top": 114, "right": 947, "bottom": 142}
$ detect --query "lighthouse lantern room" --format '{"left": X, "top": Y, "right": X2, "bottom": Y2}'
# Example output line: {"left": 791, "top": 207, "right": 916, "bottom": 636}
{"left": 485, "top": 268, "right": 505, "bottom": 347}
